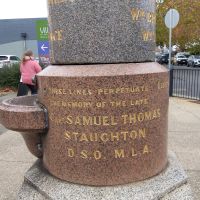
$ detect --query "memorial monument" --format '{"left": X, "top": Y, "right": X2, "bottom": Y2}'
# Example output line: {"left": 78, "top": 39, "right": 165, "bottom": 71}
{"left": 0, "top": 0, "right": 193, "bottom": 199}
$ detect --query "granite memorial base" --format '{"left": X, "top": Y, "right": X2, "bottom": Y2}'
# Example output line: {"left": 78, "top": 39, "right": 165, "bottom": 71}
{"left": 0, "top": 0, "right": 193, "bottom": 199}
{"left": 18, "top": 152, "right": 193, "bottom": 200}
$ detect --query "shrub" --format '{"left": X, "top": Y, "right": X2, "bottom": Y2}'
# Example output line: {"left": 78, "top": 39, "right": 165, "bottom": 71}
{"left": 0, "top": 63, "right": 20, "bottom": 89}
{"left": 187, "top": 45, "right": 200, "bottom": 55}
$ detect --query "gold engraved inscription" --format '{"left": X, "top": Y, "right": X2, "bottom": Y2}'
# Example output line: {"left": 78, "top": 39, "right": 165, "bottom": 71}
{"left": 130, "top": 8, "right": 156, "bottom": 42}
{"left": 122, "top": 109, "right": 160, "bottom": 125}
{"left": 158, "top": 81, "right": 169, "bottom": 90}
{"left": 142, "top": 31, "right": 155, "bottom": 41}
{"left": 49, "top": 30, "right": 63, "bottom": 41}
{"left": 47, "top": 81, "right": 164, "bottom": 161}
{"left": 64, "top": 128, "right": 146, "bottom": 143}
{"left": 110, "top": 100, "right": 126, "bottom": 107}
{"left": 131, "top": 8, "right": 156, "bottom": 24}
{"left": 48, "top": 0, "right": 75, "bottom": 5}
{"left": 44, "top": 86, "right": 148, "bottom": 96}
{"left": 48, "top": 0, "right": 65, "bottom": 5}
{"left": 97, "top": 86, "right": 148, "bottom": 95}
{"left": 130, "top": 98, "right": 148, "bottom": 106}
{"left": 114, "top": 145, "right": 150, "bottom": 159}
{"left": 67, "top": 148, "right": 102, "bottom": 160}
{"left": 50, "top": 100, "right": 93, "bottom": 108}
{"left": 47, "top": 88, "right": 92, "bottom": 96}
{"left": 66, "top": 145, "right": 150, "bottom": 160}
{"left": 49, "top": 98, "right": 148, "bottom": 109}
{"left": 49, "top": 108, "right": 161, "bottom": 126}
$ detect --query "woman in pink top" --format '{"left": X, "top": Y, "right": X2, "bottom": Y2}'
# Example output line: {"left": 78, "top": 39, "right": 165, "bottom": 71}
{"left": 20, "top": 50, "right": 42, "bottom": 95}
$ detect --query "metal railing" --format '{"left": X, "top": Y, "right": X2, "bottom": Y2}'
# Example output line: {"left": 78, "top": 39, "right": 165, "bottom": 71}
{"left": 169, "top": 68, "right": 200, "bottom": 100}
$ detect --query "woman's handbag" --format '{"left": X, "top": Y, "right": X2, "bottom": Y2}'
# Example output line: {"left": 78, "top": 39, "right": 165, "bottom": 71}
{"left": 17, "top": 82, "right": 28, "bottom": 96}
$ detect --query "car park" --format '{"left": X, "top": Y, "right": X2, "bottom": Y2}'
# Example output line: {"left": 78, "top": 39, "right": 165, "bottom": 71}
{"left": 0, "top": 55, "right": 21, "bottom": 68}
{"left": 155, "top": 52, "right": 162, "bottom": 62}
{"left": 187, "top": 55, "right": 200, "bottom": 67}
{"left": 173, "top": 54, "right": 188, "bottom": 65}
{"left": 176, "top": 52, "right": 190, "bottom": 58}
{"left": 156, "top": 53, "right": 169, "bottom": 64}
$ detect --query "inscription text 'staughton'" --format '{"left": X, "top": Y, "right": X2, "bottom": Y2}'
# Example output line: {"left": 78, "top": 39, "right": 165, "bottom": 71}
{"left": 64, "top": 128, "right": 147, "bottom": 143}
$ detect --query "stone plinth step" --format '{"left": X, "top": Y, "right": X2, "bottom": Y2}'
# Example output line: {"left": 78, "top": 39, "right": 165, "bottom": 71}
{"left": 18, "top": 152, "right": 193, "bottom": 200}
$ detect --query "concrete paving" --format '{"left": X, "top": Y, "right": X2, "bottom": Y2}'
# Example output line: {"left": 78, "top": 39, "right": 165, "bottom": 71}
{"left": 168, "top": 98, "right": 200, "bottom": 200}
{"left": 0, "top": 93, "right": 17, "bottom": 135}
{"left": 0, "top": 94, "right": 199, "bottom": 199}
{"left": 0, "top": 92, "right": 16, "bottom": 102}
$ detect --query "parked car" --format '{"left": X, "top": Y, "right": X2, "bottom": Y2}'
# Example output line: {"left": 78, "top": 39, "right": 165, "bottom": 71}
{"left": 0, "top": 55, "right": 21, "bottom": 68}
{"left": 156, "top": 53, "right": 169, "bottom": 64}
{"left": 176, "top": 52, "right": 190, "bottom": 58}
{"left": 173, "top": 54, "right": 188, "bottom": 65}
{"left": 155, "top": 52, "right": 162, "bottom": 62}
{"left": 187, "top": 55, "right": 200, "bottom": 67}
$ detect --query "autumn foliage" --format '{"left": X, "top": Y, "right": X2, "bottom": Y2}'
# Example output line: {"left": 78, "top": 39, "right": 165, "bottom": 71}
{"left": 156, "top": 0, "right": 200, "bottom": 53}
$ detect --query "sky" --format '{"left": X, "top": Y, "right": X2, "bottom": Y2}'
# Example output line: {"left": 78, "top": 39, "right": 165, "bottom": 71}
{"left": 0, "top": 0, "right": 48, "bottom": 19}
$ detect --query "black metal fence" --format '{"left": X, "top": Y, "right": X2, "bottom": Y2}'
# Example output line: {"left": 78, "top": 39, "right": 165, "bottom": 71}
{"left": 169, "top": 68, "right": 200, "bottom": 100}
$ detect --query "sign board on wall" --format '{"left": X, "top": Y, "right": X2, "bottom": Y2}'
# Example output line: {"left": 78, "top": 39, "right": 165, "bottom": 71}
{"left": 36, "top": 20, "right": 49, "bottom": 41}
{"left": 36, "top": 20, "right": 50, "bottom": 66}
{"left": 37, "top": 41, "right": 49, "bottom": 55}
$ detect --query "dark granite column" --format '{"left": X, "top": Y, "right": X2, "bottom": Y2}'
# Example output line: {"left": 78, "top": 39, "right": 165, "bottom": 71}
{"left": 48, "top": 0, "right": 156, "bottom": 64}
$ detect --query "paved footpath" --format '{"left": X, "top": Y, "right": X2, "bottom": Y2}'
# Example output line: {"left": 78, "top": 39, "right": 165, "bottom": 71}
{"left": 0, "top": 95, "right": 200, "bottom": 199}
{"left": 168, "top": 98, "right": 200, "bottom": 200}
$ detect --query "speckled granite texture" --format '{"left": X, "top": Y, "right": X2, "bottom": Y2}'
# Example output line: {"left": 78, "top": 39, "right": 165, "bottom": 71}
{"left": 48, "top": 0, "right": 156, "bottom": 64}
{"left": 0, "top": 63, "right": 169, "bottom": 186}
{"left": 0, "top": 95, "right": 46, "bottom": 132}
{"left": 36, "top": 62, "right": 169, "bottom": 185}
{"left": 0, "top": 95, "right": 47, "bottom": 158}
{"left": 17, "top": 152, "right": 193, "bottom": 200}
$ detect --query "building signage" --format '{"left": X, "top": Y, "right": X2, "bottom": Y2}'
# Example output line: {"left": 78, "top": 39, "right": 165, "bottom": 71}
{"left": 36, "top": 20, "right": 50, "bottom": 66}
{"left": 37, "top": 41, "right": 49, "bottom": 56}
{"left": 36, "top": 20, "right": 49, "bottom": 41}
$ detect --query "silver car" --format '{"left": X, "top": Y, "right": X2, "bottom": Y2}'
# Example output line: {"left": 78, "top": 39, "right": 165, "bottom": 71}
{"left": 187, "top": 55, "right": 200, "bottom": 67}
{"left": 0, "top": 55, "right": 21, "bottom": 68}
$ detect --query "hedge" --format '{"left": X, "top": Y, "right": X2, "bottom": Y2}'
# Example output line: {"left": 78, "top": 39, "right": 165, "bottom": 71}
{"left": 0, "top": 63, "right": 20, "bottom": 89}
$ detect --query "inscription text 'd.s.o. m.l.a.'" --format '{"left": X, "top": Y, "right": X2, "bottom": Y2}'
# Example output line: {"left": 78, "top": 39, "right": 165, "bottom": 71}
{"left": 65, "top": 145, "right": 150, "bottom": 161}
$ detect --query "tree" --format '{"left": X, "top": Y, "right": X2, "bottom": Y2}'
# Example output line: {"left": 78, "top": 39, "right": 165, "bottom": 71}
{"left": 156, "top": 0, "right": 200, "bottom": 53}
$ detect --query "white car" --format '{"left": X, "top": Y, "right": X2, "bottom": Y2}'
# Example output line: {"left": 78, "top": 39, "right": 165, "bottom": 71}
{"left": 173, "top": 55, "right": 188, "bottom": 65}
{"left": 187, "top": 55, "right": 200, "bottom": 67}
{"left": 0, "top": 55, "right": 21, "bottom": 68}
